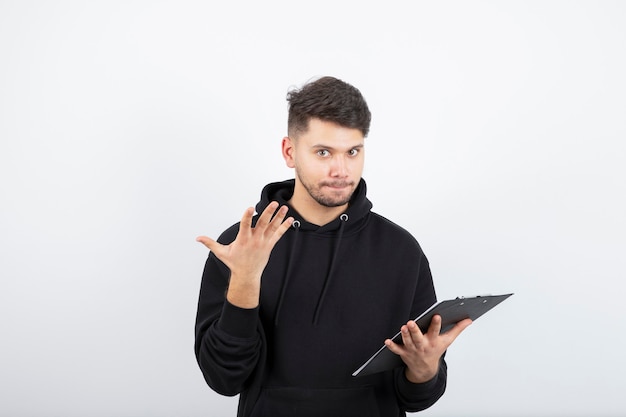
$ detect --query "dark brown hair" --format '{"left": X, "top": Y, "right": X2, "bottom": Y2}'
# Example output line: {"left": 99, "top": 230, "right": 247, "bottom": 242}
{"left": 287, "top": 76, "right": 371, "bottom": 138}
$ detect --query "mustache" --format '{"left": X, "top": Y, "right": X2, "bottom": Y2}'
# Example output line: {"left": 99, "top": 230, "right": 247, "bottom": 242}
{"left": 320, "top": 181, "right": 354, "bottom": 188}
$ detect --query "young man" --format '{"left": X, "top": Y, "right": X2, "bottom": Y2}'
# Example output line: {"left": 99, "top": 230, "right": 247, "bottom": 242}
{"left": 195, "top": 76, "right": 471, "bottom": 417}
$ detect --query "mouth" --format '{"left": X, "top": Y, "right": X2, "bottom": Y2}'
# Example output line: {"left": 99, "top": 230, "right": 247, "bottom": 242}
{"left": 322, "top": 182, "right": 353, "bottom": 190}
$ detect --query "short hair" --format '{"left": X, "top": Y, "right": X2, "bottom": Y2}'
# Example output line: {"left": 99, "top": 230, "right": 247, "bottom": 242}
{"left": 286, "top": 76, "right": 371, "bottom": 138}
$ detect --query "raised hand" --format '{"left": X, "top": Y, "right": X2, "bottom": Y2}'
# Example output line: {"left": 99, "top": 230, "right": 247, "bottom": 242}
{"left": 196, "top": 202, "right": 294, "bottom": 308}
{"left": 385, "top": 315, "right": 472, "bottom": 383}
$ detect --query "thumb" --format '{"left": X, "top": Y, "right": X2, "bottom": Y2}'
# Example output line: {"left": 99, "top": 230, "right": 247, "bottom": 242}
{"left": 196, "top": 235, "right": 219, "bottom": 252}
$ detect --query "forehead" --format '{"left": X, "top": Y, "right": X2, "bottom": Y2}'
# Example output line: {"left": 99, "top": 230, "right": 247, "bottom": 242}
{"left": 296, "top": 118, "right": 364, "bottom": 148}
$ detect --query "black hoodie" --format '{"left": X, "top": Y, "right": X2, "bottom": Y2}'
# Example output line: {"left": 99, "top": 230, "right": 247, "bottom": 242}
{"left": 195, "top": 179, "right": 447, "bottom": 417}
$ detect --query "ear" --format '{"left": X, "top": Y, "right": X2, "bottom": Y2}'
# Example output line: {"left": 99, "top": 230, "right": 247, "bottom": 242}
{"left": 281, "top": 136, "right": 296, "bottom": 168}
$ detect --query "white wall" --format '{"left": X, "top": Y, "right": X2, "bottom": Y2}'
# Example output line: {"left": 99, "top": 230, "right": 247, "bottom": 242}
{"left": 1, "top": 1, "right": 624, "bottom": 416}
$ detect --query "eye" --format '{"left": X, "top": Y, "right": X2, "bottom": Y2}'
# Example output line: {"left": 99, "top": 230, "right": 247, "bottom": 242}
{"left": 317, "top": 149, "right": 330, "bottom": 157}
{"left": 348, "top": 148, "right": 360, "bottom": 156}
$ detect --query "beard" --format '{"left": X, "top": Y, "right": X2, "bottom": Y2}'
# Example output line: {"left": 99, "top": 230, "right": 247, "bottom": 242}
{"left": 295, "top": 166, "right": 356, "bottom": 207}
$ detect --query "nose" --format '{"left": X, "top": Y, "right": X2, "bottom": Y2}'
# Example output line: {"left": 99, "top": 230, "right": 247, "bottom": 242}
{"left": 330, "top": 155, "right": 348, "bottom": 178}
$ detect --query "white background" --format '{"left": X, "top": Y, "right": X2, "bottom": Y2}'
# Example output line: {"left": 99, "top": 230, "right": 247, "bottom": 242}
{"left": 1, "top": 1, "right": 625, "bottom": 416}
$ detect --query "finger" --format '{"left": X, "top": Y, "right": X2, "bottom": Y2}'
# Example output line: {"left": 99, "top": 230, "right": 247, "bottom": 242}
{"left": 444, "top": 318, "right": 473, "bottom": 340}
{"left": 196, "top": 235, "right": 219, "bottom": 252}
{"left": 384, "top": 338, "right": 405, "bottom": 356}
{"left": 406, "top": 320, "right": 425, "bottom": 346}
{"left": 256, "top": 201, "right": 279, "bottom": 228}
{"left": 426, "top": 314, "right": 443, "bottom": 338}
{"left": 268, "top": 214, "right": 294, "bottom": 244}
{"left": 266, "top": 205, "right": 289, "bottom": 233}
{"left": 400, "top": 324, "right": 417, "bottom": 349}
{"left": 239, "top": 207, "right": 255, "bottom": 232}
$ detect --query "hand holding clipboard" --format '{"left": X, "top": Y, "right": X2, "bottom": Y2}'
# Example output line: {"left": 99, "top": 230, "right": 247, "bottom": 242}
{"left": 352, "top": 293, "right": 514, "bottom": 377}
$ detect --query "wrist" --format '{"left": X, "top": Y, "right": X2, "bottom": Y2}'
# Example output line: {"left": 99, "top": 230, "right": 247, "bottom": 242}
{"left": 405, "top": 365, "right": 438, "bottom": 384}
{"left": 226, "top": 272, "right": 261, "bottom": 308}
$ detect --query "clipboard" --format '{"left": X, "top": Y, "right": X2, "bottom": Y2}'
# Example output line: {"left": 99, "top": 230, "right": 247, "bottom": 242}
{"left": 352, "top": 293, "right": 513, "bottom": 377}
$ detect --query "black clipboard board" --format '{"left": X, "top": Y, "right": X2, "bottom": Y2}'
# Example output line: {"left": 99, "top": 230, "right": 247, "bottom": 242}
{"left": 352, "top": 293, "right": 513, "bottom": 377}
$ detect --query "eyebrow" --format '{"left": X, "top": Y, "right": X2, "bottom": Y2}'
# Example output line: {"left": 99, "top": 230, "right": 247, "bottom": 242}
{"left": 311, "top": 143, "right": 364, "bottom": 150}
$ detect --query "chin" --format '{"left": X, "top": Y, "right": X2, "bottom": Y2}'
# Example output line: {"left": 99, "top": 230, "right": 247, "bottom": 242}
{"left": 317, "top": 192, "right": 353, "bottom": 208}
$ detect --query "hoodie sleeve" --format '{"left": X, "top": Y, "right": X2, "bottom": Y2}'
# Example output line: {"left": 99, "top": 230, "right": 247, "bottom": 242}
{"left": 395, "top": 358, "right": 448, "bottom": 412}
{"left": 194, "top": 227, "right": 264, "bottom": 397}
{"left": 394, "top": 251, "right": 448, "bottom": 411}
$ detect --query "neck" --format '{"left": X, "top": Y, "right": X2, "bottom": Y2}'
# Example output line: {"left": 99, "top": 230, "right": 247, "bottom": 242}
{"left": 288, "top": 187, "right": 348, "bottom": 227}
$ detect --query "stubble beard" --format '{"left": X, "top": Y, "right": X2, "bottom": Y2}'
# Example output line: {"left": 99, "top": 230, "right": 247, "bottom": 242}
{"left": 296, "top": 167, "right": 356, "bottom": 208}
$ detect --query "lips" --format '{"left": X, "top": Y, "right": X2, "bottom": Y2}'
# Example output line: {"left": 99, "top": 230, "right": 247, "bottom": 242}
{"left": 322, "top": 181, "right": 353, "bottom": 189}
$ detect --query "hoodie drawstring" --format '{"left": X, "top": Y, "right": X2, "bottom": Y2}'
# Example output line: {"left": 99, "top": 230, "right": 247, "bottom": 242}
{"left": 312, "top": 213, "right": 348, "bottom": 325}
{"left": 274, "top": 220, "right": 301, "bottom": 326}
{"left": 274, "top": 214, "right": 349, "bottom": 326}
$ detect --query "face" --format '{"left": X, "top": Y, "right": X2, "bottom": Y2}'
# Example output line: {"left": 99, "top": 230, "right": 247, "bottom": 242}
{"left": 283, "top": 118, "right": 365, "bottom": 208}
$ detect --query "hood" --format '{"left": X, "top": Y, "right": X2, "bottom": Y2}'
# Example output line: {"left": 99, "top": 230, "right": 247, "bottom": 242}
{"left": 255, "top": 178, "right": 373, "bottom": 233}
{"left": 255, "top": 178, "right": 373, "bottom": 326}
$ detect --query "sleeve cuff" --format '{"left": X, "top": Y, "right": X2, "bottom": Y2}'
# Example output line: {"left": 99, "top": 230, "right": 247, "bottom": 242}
{"left": 217, "top": 300, "right": 260, "bottom": 339}
{"left": 395, "top": 359, "right": 447, "bottom": 403}
{"left": 397, "top": 367, "right": 441, "bottom": 393}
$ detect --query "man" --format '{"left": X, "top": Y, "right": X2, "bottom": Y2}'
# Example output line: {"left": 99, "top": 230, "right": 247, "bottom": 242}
{"left": 195, "top": 76, "right": 471, "bottom": 417}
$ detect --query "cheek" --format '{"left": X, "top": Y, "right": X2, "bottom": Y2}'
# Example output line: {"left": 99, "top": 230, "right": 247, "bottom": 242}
{"left": 296, "top": 158, "right": 325, "bottom": 178}
{"left": 351, "top": 158, "right": 365, "bottom": 174}
{"left": 304, "top": 157, "right": 328, "bottom": 171}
